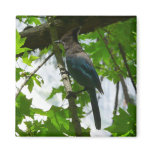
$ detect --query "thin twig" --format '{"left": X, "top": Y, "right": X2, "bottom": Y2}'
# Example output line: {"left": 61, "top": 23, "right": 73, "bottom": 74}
{"left": 16, "top": 52, "right": 54, "bottom": 98}
{"left": 75, "top": 89, "right": 86, "bottom": 95}
{"left": 66, "top": 89, "right": 87, "bottom": 99}
{"left": 85, "top": 110, "right": 92, "bottom": 116}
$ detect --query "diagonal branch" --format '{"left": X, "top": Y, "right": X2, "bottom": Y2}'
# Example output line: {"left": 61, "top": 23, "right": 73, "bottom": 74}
{"left": 47, "top": 17, "right": 82, "bottom": 136}
{"left": 16, "top": 52, "right": 54, "bottom": 98}
{"left": 118, "top": 43, "right": 136, "bottom": 92}
{"left": 97, "top": 30, "right": 130, "bottom": 104}
{"left": 97, "top": 30, "right": 125, "bottom": 75}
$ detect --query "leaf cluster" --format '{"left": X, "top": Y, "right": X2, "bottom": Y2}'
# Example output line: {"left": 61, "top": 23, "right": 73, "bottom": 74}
{"left": 104, "top": 103, "right": 136, "bottom": 136}
{"left": 16, "top": 92, "right": 90, "bottom": 136}
{"left": 16, "top": 16, "right": 41, "bottom": 25}
{"left": 79, "top": 18, "right": 136, "bottom": 84}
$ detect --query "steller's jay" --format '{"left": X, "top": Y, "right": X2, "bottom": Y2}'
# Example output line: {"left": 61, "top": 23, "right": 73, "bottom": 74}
{"left": 56, "top": 27, "right": 103, "bottom": 130}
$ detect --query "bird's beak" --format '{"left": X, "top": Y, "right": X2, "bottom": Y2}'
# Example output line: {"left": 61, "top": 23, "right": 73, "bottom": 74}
{"left": 54, "top": 40, "right": 62, "bottom": 43}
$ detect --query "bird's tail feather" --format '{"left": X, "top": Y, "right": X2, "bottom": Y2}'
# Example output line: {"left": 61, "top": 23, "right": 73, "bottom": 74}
{"left": 87, "top": 88, "right": 101, "bottom": 130}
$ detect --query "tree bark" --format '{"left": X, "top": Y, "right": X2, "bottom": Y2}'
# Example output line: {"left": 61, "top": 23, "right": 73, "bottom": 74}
{"left": 113, "top": 82, "right": 119, "bottom": 115}
{"left": 47, "top": 17, "right": 82, "bottom": 136}
{"left": 18, "top": 16, "right": 134, "bottom": 57}
{"left": 119, "top": 74, "right": 130, "bottom": 104}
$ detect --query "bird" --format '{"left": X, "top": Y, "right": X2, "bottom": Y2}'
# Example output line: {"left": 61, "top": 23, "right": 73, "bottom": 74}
{"left": 56, "top": 27, "right": 103, "bottom": 130}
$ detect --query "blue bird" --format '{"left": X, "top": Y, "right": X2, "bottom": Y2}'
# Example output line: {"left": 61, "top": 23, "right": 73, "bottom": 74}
{"left": 58, "top": 27, "right": 103, "bottom": 130}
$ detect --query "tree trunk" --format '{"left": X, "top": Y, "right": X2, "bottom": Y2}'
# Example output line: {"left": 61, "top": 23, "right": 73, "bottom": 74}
{"left": 47, "top": 17, "right": 82, "bottom": 136}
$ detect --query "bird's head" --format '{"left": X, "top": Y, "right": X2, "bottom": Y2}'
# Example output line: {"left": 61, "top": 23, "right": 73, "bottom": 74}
{"left": 61, "top": 26, "right": 81, "bottom": 43}
{"left": 54, "top": 26, "right": 81, "bottom": 50}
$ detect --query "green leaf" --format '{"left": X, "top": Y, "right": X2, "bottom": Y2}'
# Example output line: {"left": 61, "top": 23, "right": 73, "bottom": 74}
{"left": 81, "top": 127, "right": 90, "bottom": 136}
{"left": 127, "top": 103, "right": 136, "bottom": 118}
{"left": 22, "top": 51, "right": 31, "bottom": 66}
{"left": 30, "top": 108, "right": 47, "bottom": 116}
{"left": 16, "top": 68, "right": 24, "bottom": 81}
{"left": 105, "top": 103, "right": 136, "bottom": 136}
{"left": 29, "top": 55, "right": 39, "bottom": 62}
{"left": 34, "top": 77, "right": 41, "bottom": 87}
{"left": 32, "top": 75, "right": 43, "bottom": 87}
{"left": 40, "top": 48, "right": 49, "bottom": 56}
{"left": 46, "top": 86, "right": 66, "bottom": 100}
{"left": 46, "top": 106, "right": 70, "bottom": 132}
{"left": 26, "top": 78, "right": 34, "bottom": 93}
{"left": 41, "top": 118, "right": 65, "bottom": 136}
{"left": 16, "top": 93, "right": 32, "bottom": 125}
{"left": 16, "top": 30, "right": 31, "bottom": 55}
{"left": 40, "top": 44, "right": 52, "bottom": 56}
{"left": 16, "top": 16, "right": 27, "bottom": 22}
{"left": 25, "top": 17, "right": 41, "bottom": 25}
{"left": 46, "top": 107, "right": 60, "bottom": 131}
{"left": 22, "top": 52, "right": 39, "bottom": 66}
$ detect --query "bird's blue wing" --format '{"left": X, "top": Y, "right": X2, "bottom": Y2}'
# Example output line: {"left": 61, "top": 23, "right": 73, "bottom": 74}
{"left": 66, "top": 56, "right": 101, "bottom": 89}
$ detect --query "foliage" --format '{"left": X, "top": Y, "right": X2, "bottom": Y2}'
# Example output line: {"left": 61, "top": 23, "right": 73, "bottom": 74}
{"left": 22, "top": 51, "right": 39, "bottom": 66}
{"left": 46, "top": 86, "right": 66, "bottom": 100}
{"left": 16, "top": 66, "right": 44, "bottom": 93}
{"left": 16, "top": 93, "right": 32, "bottom": 124}
{"left": 16, "top": 30, "right": 32, "bottom": 55}
{"left": 39, "top": 45, "right": 53, "bottom": 56}
{"left": 16, "top": 92, "right": 90, "bottom": 136}
{"left": 79, "top": 18, "right": 136, "bottom": 84}
{"left": 15, "top": 16, "right": 90, "bottom": 136}
{"left": 104, "top": 103, "right": 136, "bottom": 136}
{"left": 16, "top": 30, "right": 39, "bottom": 67}
{"left": 16, "top": 16, "right": 41, "bottom": 25}
{"left": 16, "top": 16, "right": 136, "bottom": 137}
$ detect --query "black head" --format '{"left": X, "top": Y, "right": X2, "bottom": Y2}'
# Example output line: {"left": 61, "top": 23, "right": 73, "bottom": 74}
{"left": 62, "top": 27, "right": 81, "bottom": 42}
{"left": 54, "top": 27, "right": 81, "bottom": 50}
{"left": 55, "top": 27, "right": 80, "bottom": 42}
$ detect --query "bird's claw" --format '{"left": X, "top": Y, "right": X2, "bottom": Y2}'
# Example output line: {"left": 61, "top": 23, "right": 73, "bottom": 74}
{"left": 66, "top": 89, "right": 87, "bottom": 99}
{"left": 66, "top": 91, "right": 77, "bottom": 99}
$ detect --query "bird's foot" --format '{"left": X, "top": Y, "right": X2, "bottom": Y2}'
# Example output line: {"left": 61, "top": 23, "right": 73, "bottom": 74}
{"left": 75, "top": 88, "right": 87, "bottom": 95}
{"left": 66, "top": 91, "right": 77, "bottom": 99}
{"left": 66, "top": 89, "right": 87, "bottom": 99}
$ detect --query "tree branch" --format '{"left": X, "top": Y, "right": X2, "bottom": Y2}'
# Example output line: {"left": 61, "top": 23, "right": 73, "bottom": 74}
{"left": 97, "top": 30, "right": 130, "bottom": 104}
{"left": 118, "top": 43, "right": 136, "bottom": 92}
{"left": 97, "top": 30, "right": 126, "bottom": 75}
{"left": 16, "top": 52, "right": 54, "bottom": 98}
{"left": 18, "top": 16, "right": 134, "bottom": 57}
{"left": 119, "top": 74, "right": 130, "bottom": 104}
{"left": 47, "top": 17, "right": 82, "bottom": 136}
{"left": 113, "top": 82, "right": 119, "bottom": 115}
